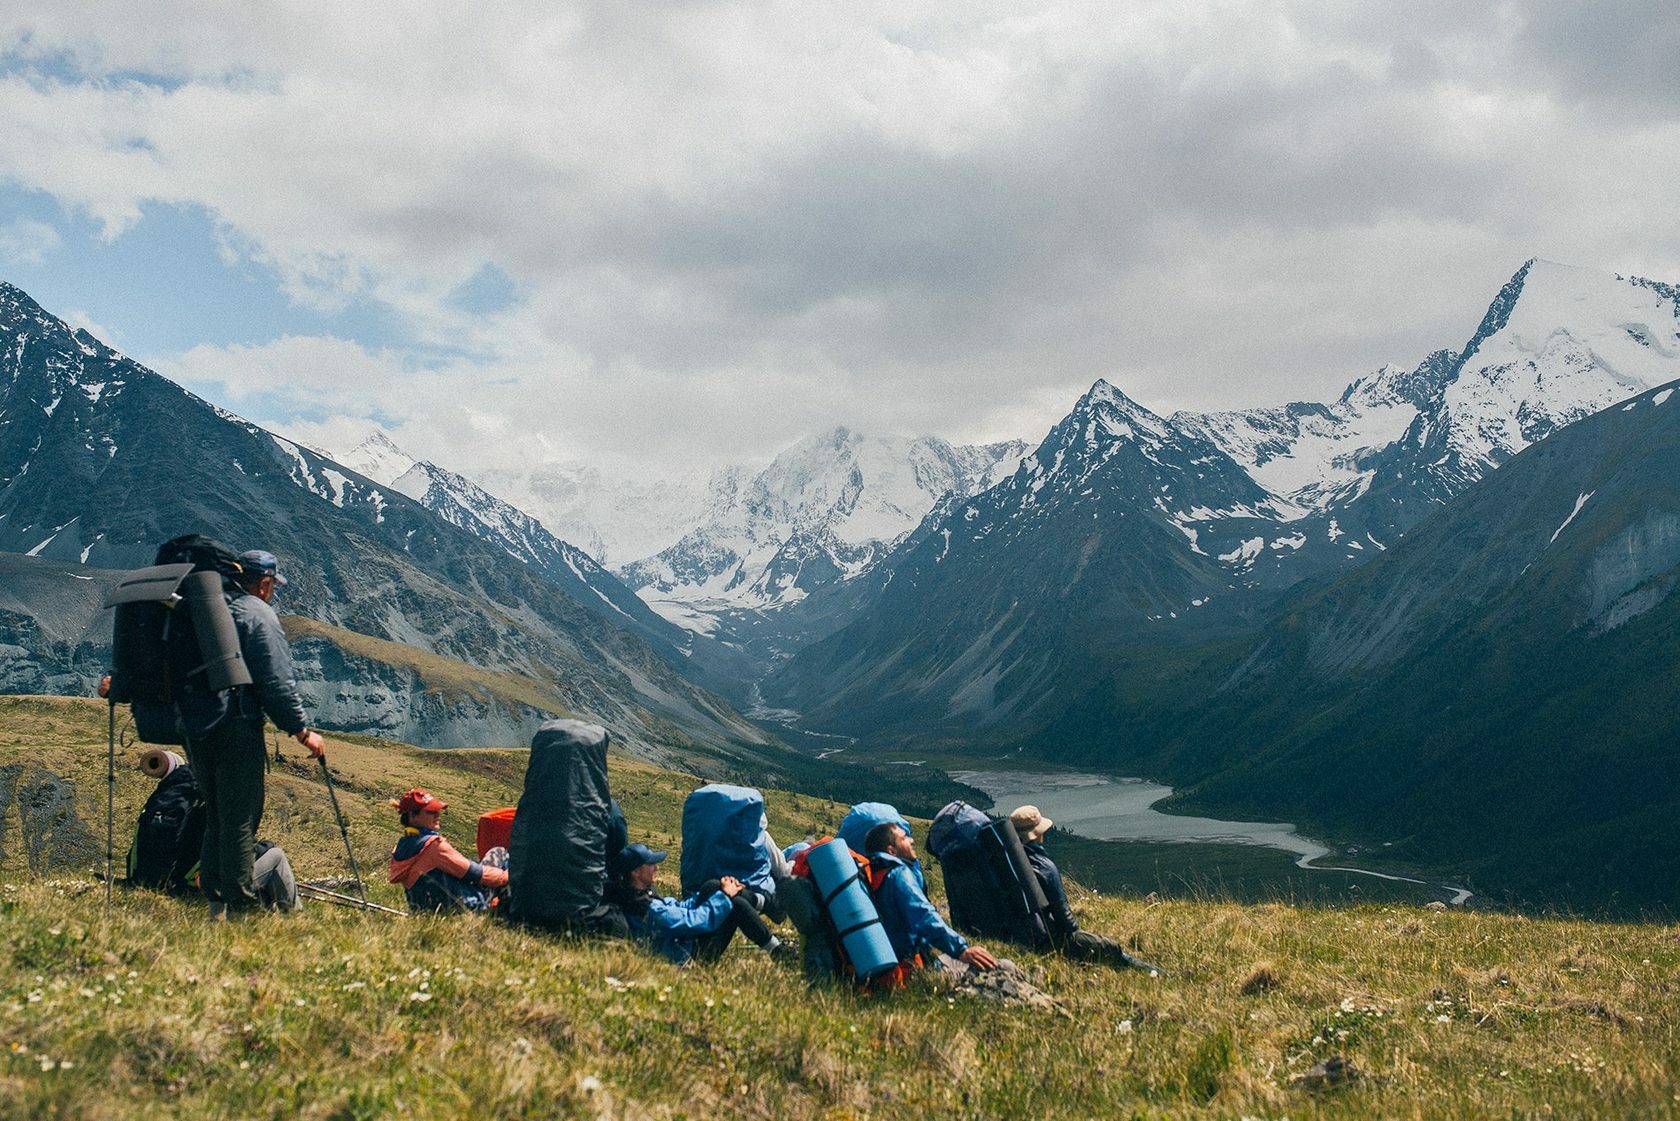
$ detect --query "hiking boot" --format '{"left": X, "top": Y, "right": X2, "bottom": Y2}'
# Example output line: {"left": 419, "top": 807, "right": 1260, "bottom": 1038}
{"left": 770, "top": 939, "right": 800, "bottom": 965}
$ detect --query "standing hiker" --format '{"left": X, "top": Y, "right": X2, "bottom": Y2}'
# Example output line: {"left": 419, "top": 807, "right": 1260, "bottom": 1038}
{"left": 1010, "top": 805, "right": 1160, "bottom": 971}
{"left": 179, "top": 549, "right": 324, "bottom": 921}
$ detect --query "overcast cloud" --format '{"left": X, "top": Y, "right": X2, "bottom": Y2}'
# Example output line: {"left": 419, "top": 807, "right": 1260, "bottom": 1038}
{"left": 2, "top": 1, "right": 1678, "bottom": 479}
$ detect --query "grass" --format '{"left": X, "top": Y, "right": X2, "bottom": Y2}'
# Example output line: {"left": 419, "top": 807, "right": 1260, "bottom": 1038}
{"left": 4, "top": 696, "right": 1680, "bottom": 1119}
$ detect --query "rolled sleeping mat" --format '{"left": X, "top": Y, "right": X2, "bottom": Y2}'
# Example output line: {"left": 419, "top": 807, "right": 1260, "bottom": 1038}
{"left": 179, "top": 570, "right": 253, "bottom": 691}
{"left": 987, "top": 817, "right": 1051, "bottom": 914}
{"left": 805, "top": 838, "right": 897, "bottom": 980}
{"left": 139, "top": 749, "right": 185, "bottom": 778}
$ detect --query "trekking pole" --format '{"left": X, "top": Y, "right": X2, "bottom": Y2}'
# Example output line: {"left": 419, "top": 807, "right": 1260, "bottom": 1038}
{"left": 105, "top": 698, "right": 116, "bottom": 911}
{"left": 315, "top": 755, "right": 369, "bottom": 905}
{"left": 297, "top": 882, "right": 405, "bottom": 916}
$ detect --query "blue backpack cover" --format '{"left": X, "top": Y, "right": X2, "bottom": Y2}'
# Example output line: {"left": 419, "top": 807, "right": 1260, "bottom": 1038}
{"left": 838, "top": 802, "right": 911, "bottom": 852}
{"left": 680, "top": 784, "right": 773, "bottom": 894}
{"left": 839, "top": 802, "right": 924, "bottom": 890}
{"left": 926, "top": 800, "right": 991, "bottom": 861}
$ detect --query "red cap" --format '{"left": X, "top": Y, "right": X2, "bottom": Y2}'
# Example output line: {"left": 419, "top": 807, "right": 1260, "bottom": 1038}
{"left": 391, "top": 788, "right": 448, "bottom": 816}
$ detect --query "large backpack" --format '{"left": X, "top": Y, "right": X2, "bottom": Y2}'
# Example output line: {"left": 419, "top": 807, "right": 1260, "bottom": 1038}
{"left": 125, "top": 765, "right": 206, "bottom": 894}
{"left": 505, "top": 719, "right": 625, "bottom": 935}
{"left": 782, "top": 840, "right": 907, "bottom": 987}
{"left": 679, "top": 784, "right": 773, "bottom": 896}
{"left": 928, "top": 800, "right": 1051, "bottom": 948}
{"left": 106, "top": 535, "right": 253, "bottom": 744}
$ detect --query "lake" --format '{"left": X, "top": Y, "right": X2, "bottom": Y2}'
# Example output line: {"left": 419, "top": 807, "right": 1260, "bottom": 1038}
{"left": 948, "top": 769, "right": 1330, "bottom": 862}
{"left": 949, "top": 768, "right": 1473, "bottom": 904}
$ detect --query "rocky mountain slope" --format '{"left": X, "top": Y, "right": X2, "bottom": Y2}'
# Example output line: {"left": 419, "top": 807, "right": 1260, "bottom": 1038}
{"left": 337, "top": 433, "right": 689, "bottom": 661}
{"left": 1072, "top": 377, "right": 1680, "bottom": 908}
{"left": 768, "top": 260, "right": 1680, "bottom": 747}
{"left": 0, "top": 282, "right": 772, "bottom": 759}
{"left": 764, "top": 380, "right": 1295, "bottom": 737}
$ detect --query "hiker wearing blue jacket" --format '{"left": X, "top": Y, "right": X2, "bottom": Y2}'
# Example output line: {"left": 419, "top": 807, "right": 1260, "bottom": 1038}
{"left": 606, "top": 844, "right": 790, "bottom": 965}
{"left": 864, "top": 822, "right": 997, "bottom": 972}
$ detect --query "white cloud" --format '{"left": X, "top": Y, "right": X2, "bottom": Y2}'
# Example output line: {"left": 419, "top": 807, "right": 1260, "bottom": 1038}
{"left": 0, "top": 217, "right": 61, "bottom": 266}
{"left": 3, "top": 2, "right": 1679, "bottom": 478}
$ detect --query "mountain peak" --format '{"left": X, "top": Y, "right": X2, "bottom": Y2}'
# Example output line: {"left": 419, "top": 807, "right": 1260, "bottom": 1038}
{"left": 340, "top": 431, "right": 421, "bottom": 489}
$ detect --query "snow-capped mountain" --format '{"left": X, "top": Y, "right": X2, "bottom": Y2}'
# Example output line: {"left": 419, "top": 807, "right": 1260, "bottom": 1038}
{"left": 472, "top": 463, "right": 708, "bottom": 568}
{"left": 1182, "top": 259, "right": 1679, "bottom": 516}
{"left": 0, "top": 281, "right": 770, "bottom": 757}
{"left": 764, "top": 380, "right": 1285, "bottom": 736}
{"left": 768, "top": 259, "right": 1680, "bottom": 745}
{"left": 1174, "top": 360, "right": 1440, "bottom": 513}
{"left": 337, "top": 434, "right": 687, "bottom": 657}
{"left": 621, "top": 428, "right": 1027, "bottom": 624}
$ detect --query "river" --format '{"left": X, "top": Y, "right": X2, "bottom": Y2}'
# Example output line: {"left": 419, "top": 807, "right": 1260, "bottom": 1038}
{"left": 950, "top": 769, "right": 1473, "bottom": 905}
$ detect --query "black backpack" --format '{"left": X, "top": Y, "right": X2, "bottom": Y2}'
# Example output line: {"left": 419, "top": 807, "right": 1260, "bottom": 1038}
{"left": 125, "top": 766, "right": 206, "bottom": 894}
{"left": 108, "top": 535, "right": 250, "bottom": 744}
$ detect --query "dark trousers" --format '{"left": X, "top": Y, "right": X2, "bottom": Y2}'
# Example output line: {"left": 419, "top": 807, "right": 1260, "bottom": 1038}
{"left": 1057, "top": 928, "right": 1145, "bottom": 969}
{"left": 187, "top": 717, "right": 267, "bottom": 909}
{"left": 693, "top": 879, "right": 774, "bottom": 961}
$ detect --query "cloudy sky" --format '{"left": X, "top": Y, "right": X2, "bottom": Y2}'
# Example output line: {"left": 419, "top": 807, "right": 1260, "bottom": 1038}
{"left": 2, "top": 2, "right": 1677, "bottom": 481}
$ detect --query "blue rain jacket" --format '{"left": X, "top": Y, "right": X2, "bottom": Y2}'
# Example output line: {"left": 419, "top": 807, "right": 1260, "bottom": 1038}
{"left": 626, "top": 890, "right": 734, "bottom": 965}
{"left": 867, "top": 851, "right": 968, "bottom": 961}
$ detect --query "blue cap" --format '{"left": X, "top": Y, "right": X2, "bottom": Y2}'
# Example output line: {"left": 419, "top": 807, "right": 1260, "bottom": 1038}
{"left": 238, "top": 549, "right": 287, "bottom": 587}
{"left": 610, "top": 843, "right": 667, "bottom": 878}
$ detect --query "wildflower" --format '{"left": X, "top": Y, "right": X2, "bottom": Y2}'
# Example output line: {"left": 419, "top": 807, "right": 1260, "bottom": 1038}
{"left": 579, "top": 1075, "right": 603, "bottom": 1094}
{"left": 409, "top": 991, "right": 433, "bottom": 1003}
{"left": 704, "top": 997, "right": 715, "bottom": 1008}
{"left": 1435, "top": 1014, "right": 1451, "bottom": 1023}
{"left": 1116, "top": 1020, "right": 1134, "bottom": 1035}
{"left": 58, "top": 1060, "right": 72, "bottom": 1070}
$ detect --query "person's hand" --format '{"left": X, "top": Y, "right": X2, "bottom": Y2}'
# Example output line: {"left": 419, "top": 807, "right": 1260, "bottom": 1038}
{"left": 719, "top": 876, "right": 743, "bottom": 897}
{"left": 297, "top": 728, "right": 325, "bottom": 759}
{"left": 97, "top": 674, "right": 111, "bottom": 699}
{"left": 960, "top": 946, "right": 997, "bottom": 970}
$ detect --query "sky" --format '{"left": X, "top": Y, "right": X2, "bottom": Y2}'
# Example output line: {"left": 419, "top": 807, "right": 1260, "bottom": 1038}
{"left": 2, "top": 2, "right": 1678, "bottom": 483}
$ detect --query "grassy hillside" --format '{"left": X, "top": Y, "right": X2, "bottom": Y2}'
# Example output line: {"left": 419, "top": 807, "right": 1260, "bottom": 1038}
{"left": 4, "top": 698, "right": 1679, "bottom": 1119}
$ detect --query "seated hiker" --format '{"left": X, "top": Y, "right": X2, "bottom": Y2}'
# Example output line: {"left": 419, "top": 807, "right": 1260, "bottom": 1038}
{"left": 388, "top": 788, "right": 508, "bottom": 912}
{"left": 1010, "top": 806, "right": 1160, "bottom": 972}
{"left": 864, "top": 822, "right": 997, "bottom": 975}
{"left": 606, "top": 843, "right": 792, "bottom": 965}
{"left": 252, "top": 841, "right": 300, "bottom": 912}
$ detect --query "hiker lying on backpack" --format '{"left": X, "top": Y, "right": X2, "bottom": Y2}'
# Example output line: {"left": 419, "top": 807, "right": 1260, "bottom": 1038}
{"left": 388, "top": 789, "right": 507, "bottom": 912}
{"left": 864, "top": 822, "right": 997, "bottom": 973}
{"left": 605, "top": 844, "right": 791, "bottom": 965}
{"left": 1010, "top": 806, "right": 1161, "bottom": 973}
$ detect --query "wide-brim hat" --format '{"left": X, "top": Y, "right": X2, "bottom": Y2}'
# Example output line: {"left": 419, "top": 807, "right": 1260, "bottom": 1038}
{"left": 1010, "top": 804, "right": 1053, "bottom": 840}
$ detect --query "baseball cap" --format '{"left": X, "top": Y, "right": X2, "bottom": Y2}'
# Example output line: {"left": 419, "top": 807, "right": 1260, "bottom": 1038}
{"left": 610, "top": 843, "right": 667, "bottom": 877}
{"left": 391, "top": 788, "right": 448, "bottom": 816}
{"left": 238, "top": 549, "right": 288, "bottom": 587}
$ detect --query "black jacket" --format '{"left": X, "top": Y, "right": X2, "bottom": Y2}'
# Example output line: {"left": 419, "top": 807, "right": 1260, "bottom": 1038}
{"left": 1024, "top": 840, "right": 1079, "bottom": 940}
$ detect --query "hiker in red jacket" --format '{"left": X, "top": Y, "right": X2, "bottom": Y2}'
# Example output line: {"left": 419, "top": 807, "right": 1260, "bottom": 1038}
{"left": 388, "top": 789, "right": 508, "bottom": 912}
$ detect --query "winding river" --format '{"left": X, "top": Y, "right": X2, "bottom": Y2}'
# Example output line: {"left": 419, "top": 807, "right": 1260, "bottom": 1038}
{"left": 950, "top": 769, "right": 1472, "bottom": 905}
